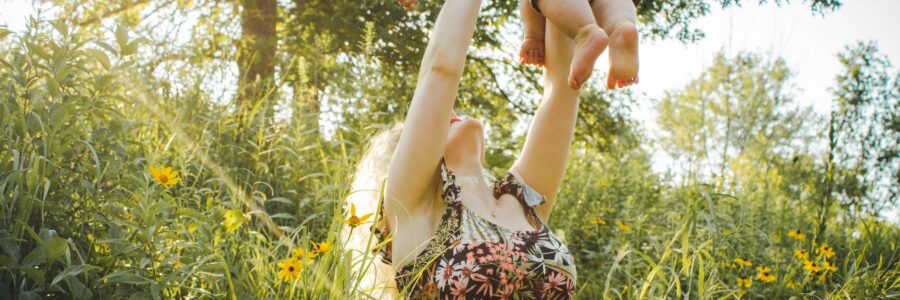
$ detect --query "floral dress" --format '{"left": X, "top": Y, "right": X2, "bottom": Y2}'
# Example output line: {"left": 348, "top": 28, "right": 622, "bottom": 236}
{"left": 379, "top": 158, "right": 577, "bottom": 299}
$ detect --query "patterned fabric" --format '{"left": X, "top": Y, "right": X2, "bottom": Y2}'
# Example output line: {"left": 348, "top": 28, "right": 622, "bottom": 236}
{"left": 530, "top": 0, "right": 641, "bottom": 15}
{"left": 529, "top": 0, "right": 594, "bottom": 14}
{"left": 380, "top": 158, "right": 577, "bottom": 299}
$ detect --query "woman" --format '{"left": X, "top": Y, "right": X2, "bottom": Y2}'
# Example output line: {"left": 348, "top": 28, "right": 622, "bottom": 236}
{"left": 343, "top": 0, "right": 599, "bottom": 298}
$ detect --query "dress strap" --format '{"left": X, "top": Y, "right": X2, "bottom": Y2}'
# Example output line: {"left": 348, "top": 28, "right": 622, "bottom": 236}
{"left": 493, "top": 172, "right": 546, "bottom": 227}
{"left": 493, "top": 172, "right": 547, "bottom": 208}
{"left": 439, "top": 157, "right": 462, "bottom": 204}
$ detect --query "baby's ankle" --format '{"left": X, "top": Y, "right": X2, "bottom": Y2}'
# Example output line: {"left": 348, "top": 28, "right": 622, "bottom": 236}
{"left": 573, "top": 24, "right": 606, "bottom": 46}
{"left": 609, "top": 20, "right": 637, "bottom": 37}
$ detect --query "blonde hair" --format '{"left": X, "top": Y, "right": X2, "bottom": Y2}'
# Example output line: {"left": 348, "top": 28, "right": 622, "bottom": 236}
{"left": 341, "top": 123, "right": 403, "bottom": 299}
{"left": 340, "top": 122, "right": 495, "bottom": 298}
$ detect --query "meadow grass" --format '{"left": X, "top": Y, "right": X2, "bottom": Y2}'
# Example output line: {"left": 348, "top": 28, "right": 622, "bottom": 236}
{"left": 0, "top": 20, "right": 898, "bottom": 300}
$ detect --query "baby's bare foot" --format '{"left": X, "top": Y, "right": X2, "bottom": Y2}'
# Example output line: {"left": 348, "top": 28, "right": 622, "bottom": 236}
{"left": 568, "top": 25, "right": 608, "bottom": 89}
{"left": 606, "top": 21, "right": 639, "bottom": 90}
{"left": 519, "top": 37, "right": 545, "bottom": 66}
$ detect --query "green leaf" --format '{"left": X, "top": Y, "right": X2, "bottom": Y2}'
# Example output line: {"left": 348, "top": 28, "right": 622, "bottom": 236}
{"left": 115, "top": 25, "right": 129, "bottom": 54}
{"left": 0, "top": 27, "right": 11, "bottom": 41}
{"left": 123, "top": 38, "right": 147, "bottom": 56}
{"left": 151, "top": 282, "right": 161, "bottom": 300}
{"left": 44, "top": 237, "right": 67, "bottom": 262}
{"left": 19, "top": 291, "right": 41, "bottom": 300}
{"left": 22, "top": 248, "right": 46, "bottom": 268}
{"left": 122, "top": 41, "right": 138, "bottom": 56}
{"left": 223, "top": 209, "right": 246, "bottom": 233}
{"left": 49, "top": 103, "right": 70, "bottom": 127}
{"left": 269, "top": 213, "right": 295, "bottom": 221}
{"left": 266, "top": 197, "right": 294, "bottom": 206}
{"left": 50, "top": 20, "right": 68, "bottom": 37}
{"left": 38, "top": 229, "right": 57, "bottom": 245}
{"left": 22, "top": 267, "right": 45, "bottom": 286}
{"left": 103, "top": 270, "right": 152, "bottom": 285}
{"left": 0, "top": 230, "right": 20, "bottom": 260}
{"left": 26, "top": 41, "right": 49, "bottom": 61}
{"left": 51, "top": 264, "right": 101, "bottom": 286}
{"left": 86, "top": 49, "right": 111, "bottom": 70}
{"left": 0, "top": 255, "right": 15, "bottom": 268}
{"left": 66, "top": 277, "right": 94, "bottom": 300}
{"left": 95, "top": 41, "right": 118, "bottom": 56}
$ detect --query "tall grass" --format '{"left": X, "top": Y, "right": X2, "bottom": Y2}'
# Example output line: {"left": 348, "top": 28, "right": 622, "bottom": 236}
{"left": 0, "top": 21, "right": 897, "bottom": 299}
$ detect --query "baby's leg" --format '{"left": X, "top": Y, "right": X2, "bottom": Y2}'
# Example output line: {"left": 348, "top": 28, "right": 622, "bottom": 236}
{"left": 519, "top": 0, "right": 546, "bottom": 66}
{"left": 534, "top": 0, "right": 608, "bottom": 89}
{"left": 592, "top": 0, "right": 639, "bottom": 89}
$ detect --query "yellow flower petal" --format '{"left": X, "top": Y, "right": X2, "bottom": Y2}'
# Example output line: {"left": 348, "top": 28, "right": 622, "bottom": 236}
{"left": 223, "top": 209, "right": 246, "bottom": 233}
{"left": 615, "top": 221, "right": 631, "bottom": 233}
{"left": 312, "top": 241, "right": 332, "bottom": 255}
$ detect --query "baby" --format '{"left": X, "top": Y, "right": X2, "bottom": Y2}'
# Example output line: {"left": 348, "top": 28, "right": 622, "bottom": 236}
{"left": 519, "top": 0, "right": 639, "bottom": 90}
{"left": 395, "top": 0, "right": 638, "bottom": 90}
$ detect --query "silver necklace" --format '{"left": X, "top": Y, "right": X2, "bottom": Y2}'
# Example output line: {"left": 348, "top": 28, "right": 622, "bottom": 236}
{"left": 458, "top": 176, "right": 500, "bottom": 218}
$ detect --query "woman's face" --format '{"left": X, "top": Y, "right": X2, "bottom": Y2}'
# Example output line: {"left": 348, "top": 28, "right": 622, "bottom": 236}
{"left": 444, "top": 110, "right": 484, "bottom": 162}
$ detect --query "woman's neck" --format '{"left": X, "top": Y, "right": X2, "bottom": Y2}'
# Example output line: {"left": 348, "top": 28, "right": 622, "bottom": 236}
{"left": 445, "top": 155, "right": 484, "bottom": 179}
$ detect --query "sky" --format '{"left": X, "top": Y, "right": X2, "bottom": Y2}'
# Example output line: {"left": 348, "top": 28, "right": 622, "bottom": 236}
{"left": 3, "top": 0, "right": 897, "bottom": 129}
{"left": 626, "top": 0, "right": 900, "bottom": 129}
{"left": 2, "top": 0, "right": 898, "bottom": 218}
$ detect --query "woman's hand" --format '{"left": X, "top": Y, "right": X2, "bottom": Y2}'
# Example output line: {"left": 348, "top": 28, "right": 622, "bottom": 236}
{"left": 398, "top": 0, "right": 417, "bottom": 11}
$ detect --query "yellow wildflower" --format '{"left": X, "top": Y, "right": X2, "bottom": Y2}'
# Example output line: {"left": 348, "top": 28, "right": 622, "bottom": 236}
{"left": 794, "top": 249, "right": 809, "bottom": 260}
{"left": 312, "top": 240, "right": 332, "bottom": 256}
{"left": 823, "top": 260, "right": 837, "bottom": 272}
{"left": 614, "top": 221, "right": 631, "bottom": 233}
{"left": 223, "top": 209, "right": 247, "bottom": 233}
{"left": 590, "top": 218, "right": 606, "bottom": 225}
{"left": 338, "top": 203, "right": 374, "bottom": 228}
{"left": 803, "top": 260, "right": 822, "bottom": 272}
{"left": 734, "top": 257, "right": 753, "bottom": 268}
{"left": 786, "top": 281, "right": 801, "bottom": 289}
{"left": 816, "top": 272, "right": 827, "bottom": 282}
{"left": 756, "top": 266, "right": 776, "bottom": 283}
{"left": 276, "top": 258, "right": 302, "bottom": 281}
{"left": 787, "top": 230, "right": 806, "bottom": 241}
{"left": 293, "top": 248, "right": 315, "bottom": 261}
{"left": 150, "top": 165, "right": 180, "bottom": 187}
{"left": 736, "top": 276, "right": 753, "bottom": 288}
{"left": 817, "top": 243, "right": 835, "bottom": 258}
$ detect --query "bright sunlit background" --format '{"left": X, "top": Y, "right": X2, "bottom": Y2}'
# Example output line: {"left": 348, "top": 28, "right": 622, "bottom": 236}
{"left": 2, "top": 1, "right": 899, "bottom": 299}
{"left": 5, "top": 0, "right": 896, "bottom": 168}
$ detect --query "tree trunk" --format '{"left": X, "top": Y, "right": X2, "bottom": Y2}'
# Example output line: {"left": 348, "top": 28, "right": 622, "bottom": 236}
{"left": 238, "top": 0, "right": 277, "bottom": 115}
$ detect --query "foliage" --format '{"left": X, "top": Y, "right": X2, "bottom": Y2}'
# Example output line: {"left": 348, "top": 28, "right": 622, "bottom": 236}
{"left": 828, "top": 41, "right": 900, "bottom": 213}
{"left": 1, "top": 0, "right": 898, "bottom": 299}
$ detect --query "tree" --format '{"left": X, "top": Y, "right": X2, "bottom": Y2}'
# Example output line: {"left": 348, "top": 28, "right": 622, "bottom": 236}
{"left": 826, "top": 41, "right": 899, "bottom": 217}
{"left": 237, "top": 0, "right": 277, "bottom": 110}
{"left": 33, "top": 0, "right": 843, "bottom": 140}
{"left": 656, "top": 52, "right": 812, "bottom": 190}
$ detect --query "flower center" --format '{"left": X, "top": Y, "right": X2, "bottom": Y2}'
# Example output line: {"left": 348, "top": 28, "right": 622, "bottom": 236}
{"left": 159, "top": 174, "right": 168, "bottom": 182}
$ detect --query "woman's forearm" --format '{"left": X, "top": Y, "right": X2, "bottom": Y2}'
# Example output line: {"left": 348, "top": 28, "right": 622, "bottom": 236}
{"left": 418, "top": 0, "right": 483, "bottom": 79}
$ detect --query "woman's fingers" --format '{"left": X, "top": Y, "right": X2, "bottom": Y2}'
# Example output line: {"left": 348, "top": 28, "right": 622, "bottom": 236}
{"left": 398, "top": 0, "right": 416, "bottom": 11}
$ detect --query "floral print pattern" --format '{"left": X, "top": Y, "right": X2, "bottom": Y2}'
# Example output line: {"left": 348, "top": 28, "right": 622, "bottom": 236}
{"left": 380, "top": 158, "right": 576, "bottom": 299}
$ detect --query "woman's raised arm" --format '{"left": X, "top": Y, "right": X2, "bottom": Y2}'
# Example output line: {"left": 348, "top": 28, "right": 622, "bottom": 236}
{"left": 510, "top": 21, "right": 581, "bottom": 223}
{"left": 385, "top": 0, "right": 483, "bottom": 218}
